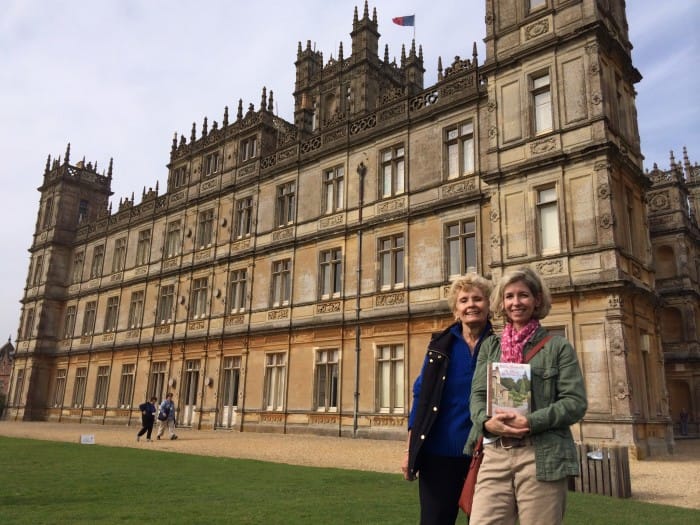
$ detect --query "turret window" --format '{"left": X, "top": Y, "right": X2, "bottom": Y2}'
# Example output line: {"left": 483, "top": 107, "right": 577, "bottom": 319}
{"left": 380, "top": 146, "right": 405, "bottom": 198}
{"left": 445, "top": 121, "right": 475, "bottom": 179}
{"left": 197, "top": 209, "right": 215, "bottom": 248}
{"left": 135, "top": 229, "right": 151, "bottom": 266}
{"left": 172, "top": 166, "right": 188, "bottom": 188}
{"left": 90, "top": 245, "right": 104, "bottom": 279}
{"left": 323, "top": 166, "right": 345, "bottom": 214}
{"left": 276, "top": 182, "right": 296, "bottom": 227}
{"left": 165, "top": 220, "right": 182, "bottom": 258}
{"left": 42, "top": 197, "right": 54, "bottom": 229}
{"left": 112, "top": 237, "right": 126, "bottom": 273}
{"left": 241, "top": 136, "right": 257, "bottom": 162}
{"left": 203, "top": 152, "right": 220, "bottom": 177}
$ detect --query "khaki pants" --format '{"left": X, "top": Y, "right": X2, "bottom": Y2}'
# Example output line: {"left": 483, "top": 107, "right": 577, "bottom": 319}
{"left": 156, "top": 418, "right": 176, "bottom": 438}
{"left": 469, "top": 443, "right": 567, "bottom": 525}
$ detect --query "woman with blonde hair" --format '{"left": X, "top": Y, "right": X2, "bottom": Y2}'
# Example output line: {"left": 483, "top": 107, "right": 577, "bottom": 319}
{"left": 403, "top": 273, "right": 495, "bottom": 524}
{"left": 465, "top": 267, "right": 587, "bottom": 524}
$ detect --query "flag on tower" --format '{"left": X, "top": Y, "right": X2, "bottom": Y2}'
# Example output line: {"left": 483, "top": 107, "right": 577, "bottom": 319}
{"left": 392, "top": 15, "right": 415, "bottom": 27}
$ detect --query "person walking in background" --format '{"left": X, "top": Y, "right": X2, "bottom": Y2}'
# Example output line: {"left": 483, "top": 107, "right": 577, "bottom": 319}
{"left": 402, "top": 274, "right": 495, "bottom": 525}
{"left": 136, "top": 396, "right": 158, "bottom": 442}
{"left": 465, "top": 267, "right": 587, "bottom": 525}
{"left": 156, "top": 392, "right": 178, "bottom": 440}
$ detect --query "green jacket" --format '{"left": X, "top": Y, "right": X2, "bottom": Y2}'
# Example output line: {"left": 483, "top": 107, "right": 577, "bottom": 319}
{"left": 464, "top": 327, "right": 588, "bottom": 481}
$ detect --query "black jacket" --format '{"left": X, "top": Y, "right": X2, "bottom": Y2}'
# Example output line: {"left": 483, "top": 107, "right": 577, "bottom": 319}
{"left": 407, "top": 321, "right": 492, "bottom": 480}
{"left": 407, "top": 322, "right": 458, "bottom": 480}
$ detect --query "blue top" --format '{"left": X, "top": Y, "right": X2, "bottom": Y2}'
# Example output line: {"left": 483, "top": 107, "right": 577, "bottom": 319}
{"left": 408, "top": 323, "right": 486, "bottom": 457}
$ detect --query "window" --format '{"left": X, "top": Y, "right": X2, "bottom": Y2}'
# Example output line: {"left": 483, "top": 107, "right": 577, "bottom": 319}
{"left": 32, "top": 255, "right": 44, "bottom": 286}
{"left": 63, "top": 305, "right": 77, "bottom": 339}
{"left": 117, "top": 364, "right": 135, "bottom": 408}
{"left": 221, "top": 356, "right": 241, "bottom": 410}
{"left": 197, "top": 209, "right": 214, "bottom": 248}
{"left": 377, "top": 344, "right": 405, "bottom": 413}
{"left": 311, "top": 100, "right": 319, "bottom": 131}
{"left": 271, "top": 259, "right": 292, "bottom": 307}
{"left": 94, "top": 365, "right": 110, "bottom": 408}
{"left": 228, "top": 269, "right": 247, "bottom": 313}
{"left": 72, "top": 367, "right": 87, "bottom": 408}
{"left": 263, "top": 352, "right": 286, "bottom": 411}
{"left": 319, "top": 248, "right": 342, "bottom": 299}
{"left": 135, "top": 229, "right": 151, "bottom": 266}
{"left": 72, "top": 252, "right": 84, "bottom": 283}
{"left": 172, "top": 166, "right": 188, "bottom": 188}
{"left": 112, "top": 237, "right": 126, "bottom": 273}
{"left": 42, "top": 197, "right": 54, "bottom": 229}
{"left": 532, "top": 72, "right": 552, "bottom": 134}
{"left": 380, "top": 146, "right": 405, "bottom": 198}
{"left": 378, "top": 234, "right": 405, "bottom": 290}
{"left": 241, "top": 136, "right": 257, "bottom": 161}
{"left": 203, "top": 151, "right": 220, "bottom": 176}
{"left": 315, "top": 349, "right": 339, "bottom": 411}
{"left": 104, "top": 296, "right": 120, "bottom": 332}
{"left": 190, "top": 277, "right": 209, "bottom": 319}
{"left": 157, "top": 285, "right": 175, "bottom": 324}
{"left": 148, "top": 362, "right": 166, "bottom": 401}
{"left": 52, "top": 369, "right": 67, "bottom": 407}
{"left": 183, "top": 359, "right": 200, "bottom": 409}
{"left": 446, "top": 219, "right": 477, "bottom": 277}
{"left": 234, "top": 197, "right": 253, "bottom": 239}
{"left": 12, "top": 369, "right": 25, "bottom": 406}
{"left": 165, "top": 220, "right": 182, "bottom": 258}
{"left": 23, "top": 308, "right": 35, "bottom": 339}
{"left": 276, "top": 182, "right": 296, "bottom": 227}
{"left": 82, "top": 301, "right": 97, "bottom": 335}
{"left": 528, "top": 0, "right": 546, "bottom": 11}
{"left": 90, "top": 245, "right": 104, "bottom": 279}
{"left": 323, "top": 166, "right": 345, "bottom": 214}
{"left": 446, "top": 121, "right": 475, "bottom": 179}
{"left": 78, "top": 199, "right": 88, "bottom": 224}
{"left": 127, "top": 291, "right": 144, "bottom": 329}
{"left": 537, "top": 187, "right": 560, "bottom": 252}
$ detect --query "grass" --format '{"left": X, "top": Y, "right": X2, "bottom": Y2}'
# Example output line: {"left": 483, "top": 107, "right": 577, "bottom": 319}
{"left": 0, "top": 437, "right": 698, "bottom": 524}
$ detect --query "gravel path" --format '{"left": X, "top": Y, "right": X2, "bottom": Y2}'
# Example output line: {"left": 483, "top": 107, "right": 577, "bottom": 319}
{"left": 1, "top": 421, "right": 698, "bottom": 511}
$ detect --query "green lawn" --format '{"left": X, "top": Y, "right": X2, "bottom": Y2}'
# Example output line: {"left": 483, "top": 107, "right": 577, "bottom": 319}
{"left": 0, "top": 437, "right": 697, "bottom": 524}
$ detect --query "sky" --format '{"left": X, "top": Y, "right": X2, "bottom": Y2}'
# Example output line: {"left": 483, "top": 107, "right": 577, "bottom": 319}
{"left": 1, "top": 0, "right": 698, "bottom": 341}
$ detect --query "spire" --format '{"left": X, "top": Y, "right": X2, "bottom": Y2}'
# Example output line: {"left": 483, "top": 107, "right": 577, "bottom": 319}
{"left": 372, "top": 6, "right": 377, "bottom": 23}
{"left": 670, "top": 150, "right": 676, "bottom": 169}
{"left": 223, "top": 106, "right": 229, "bottom": 127}
{"left": 683, "top": 145, "right": 691, "bottom": 176}
{"left": 172, "top": 132, "right": 178, "bottom": 152}
{"left": 237, "top": 99, "right": 243, "bottom": 120}
{"left": 353, "top": 5, "right": 358, "bottom": 25}
{"left": 202, "top": 117, "right": 208, "bottom": 138}
{"left": 472, "top": 42, "right": 478, "bottom": 67}
{"left": 384, "top": 44, "right": 389, "bottom": 63}
{"left": 338, "top": 41, "right": 344, "bottom": 61}
{"left": 45, "top": 155, "right": 51, "bottom": 175}
{"left": 190, "top": 122, "right": 197, "bottom": 143}
{"left": 363, "top": 0, "right": 369, "bottom": 19}
{"left": 261, "top": 86, "right": 267, "bottom": 111}
{"left": 410, "top": 39, "right": 416, "bottom": 58}
{"left": 108, "top": 158, "right": 113, "bottom": 178}
{"left": 155, "top": 180, "right": 159, "bottom": 193}
{"left": 401, "top": 44, "right": 406, "bottom": 67}
{"left": 438, "top": 56, "right": 443, "bottom": 81}
{"left": 297, "top": 41, "right": 302, "bottom": 57}
{"left": 268, "top": 90, "right": 274, "bottom": 112}
{"left": 64, "top": 142, "right": 71, "bottom": 164}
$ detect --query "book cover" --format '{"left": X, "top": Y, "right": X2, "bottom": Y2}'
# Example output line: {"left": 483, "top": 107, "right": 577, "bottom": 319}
{"left": 487, "top": 362, "right": 532, "bottom": 416}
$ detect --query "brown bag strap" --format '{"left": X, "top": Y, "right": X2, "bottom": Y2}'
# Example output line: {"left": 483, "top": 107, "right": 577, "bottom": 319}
{"left": 523, "top": 335, "right": 553, "bottom": 364}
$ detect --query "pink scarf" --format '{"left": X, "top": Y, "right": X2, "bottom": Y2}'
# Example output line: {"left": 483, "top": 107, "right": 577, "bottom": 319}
{"left": 500, "top": 319, "right": 540, "bottom": 363}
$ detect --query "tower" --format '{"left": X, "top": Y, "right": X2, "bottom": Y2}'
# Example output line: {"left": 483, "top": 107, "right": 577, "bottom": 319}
{"left": 483, "top": 0, "right": 668, "bottom": 456}
{"left": 15, "top": 144, "right": 112, "bottom": 419}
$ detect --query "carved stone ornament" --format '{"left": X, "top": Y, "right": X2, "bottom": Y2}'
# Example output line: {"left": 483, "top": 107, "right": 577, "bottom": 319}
{"left": 488, "top": 127, "right": 498, "bottom": 139}
{"left": 585, "top": 43, "right": 599, "bottom": 54}
{"left": 485, "top": 11, "right": 494, "bottom": 24}
{"left": 597, "top": 183, "right": 610, "bottom": 199}
{"left": 607, "top": 294, "right": 624, "bottom": 309}
{"left": 649, "top": 191, "right": 670, "bottom": 211}
{"left": 530, "top": 137, "right": 557, "bottom": 155}
{"left": 489, "top": 209, "right": 500, "bottom": 222}
{"left": 487, "top": 100, "right": 497, "bottom": 112}
{"left": 535, "top": 259, "right": 563, "bottom": 275}
{"left": 525, "top": 19, "right": 550, "bottom": 40}
{"left": 599, "top": 213, "right": 614, "bottom": 229}
{"left": 610, "top": 337, "right": 626, "bottom": 356}
{"left": 594, "top": 161, "right": 610, "bottom": 171}
{"left": 631, "top": 264, "right": 641, "bottom": 278}
{"left": 490, "top": 234, "right": 502, "bottom": 247}
{"left": 614, "top": 380, "right": 631, "bottom": 400}
{"left": 591, "top": 92, "right": 603, "bottom": 105}
{"left": 589, "top": 62, "right": 600, "bottom": 75}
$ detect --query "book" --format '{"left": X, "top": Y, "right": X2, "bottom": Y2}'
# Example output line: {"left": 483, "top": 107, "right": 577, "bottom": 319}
{"left": 487, "top": 362, "right": 532, "bottom": 416}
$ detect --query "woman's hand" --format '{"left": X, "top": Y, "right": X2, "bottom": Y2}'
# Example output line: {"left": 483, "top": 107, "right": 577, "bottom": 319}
{"left": 401, "top": 450, "right": 412, "bottom": 481}
{"left": 484, "top": 410, "right": 530, "bottom": 438}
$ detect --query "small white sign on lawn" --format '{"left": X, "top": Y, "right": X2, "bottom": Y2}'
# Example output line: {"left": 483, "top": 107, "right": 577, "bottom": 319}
{"left": 80, "top": 434, "right": 95, "bottom": 445}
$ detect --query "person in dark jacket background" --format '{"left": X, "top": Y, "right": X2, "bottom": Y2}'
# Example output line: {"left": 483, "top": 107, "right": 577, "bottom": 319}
{"left": 136, "top": 396, "right": 158, "bottom": 442}
{"left": 402, "top": 273, "right": 494, "bottom": 525}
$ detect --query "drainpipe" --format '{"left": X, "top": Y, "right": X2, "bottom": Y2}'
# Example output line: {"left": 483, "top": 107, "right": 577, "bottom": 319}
{"left": 353, "top": 161, "right": 366, "bottom": 438}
